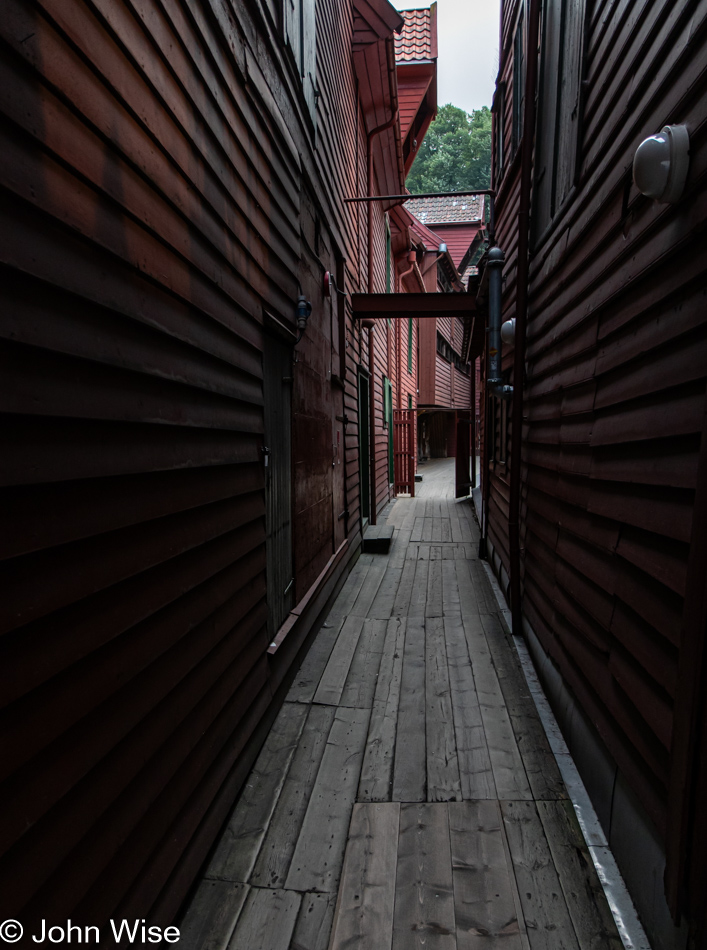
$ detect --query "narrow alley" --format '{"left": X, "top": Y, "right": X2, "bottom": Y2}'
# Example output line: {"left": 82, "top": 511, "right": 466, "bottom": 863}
{"left": 179, "top": 461, "right": 622, "bottom": 950}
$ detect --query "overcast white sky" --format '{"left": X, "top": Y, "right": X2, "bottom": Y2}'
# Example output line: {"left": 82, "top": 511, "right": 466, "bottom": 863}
{"left": 391, "top": 0, "right": 502, "bottom": 114}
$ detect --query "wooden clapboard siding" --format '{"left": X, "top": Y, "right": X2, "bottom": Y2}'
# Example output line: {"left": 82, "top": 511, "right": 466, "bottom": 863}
{"left": 0, "top": 0, "right": 402, "bottom": 928}
{"left": 486, "top": 0, "right": 707, "bottom": 930}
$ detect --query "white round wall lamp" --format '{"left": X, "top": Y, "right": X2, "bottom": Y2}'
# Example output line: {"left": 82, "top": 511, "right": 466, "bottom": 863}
{"left": 632, "top": 124, "right": 690, "bottom": 203}
{"left": 501, "top": 318, "right": 516, "bottom": 344}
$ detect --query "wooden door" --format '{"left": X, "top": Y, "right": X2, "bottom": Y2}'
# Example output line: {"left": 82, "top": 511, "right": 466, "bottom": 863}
{"left": 263, "top": 334, "right": 294, "bottom": 638}
{"left": 455, "top": 410, "right": 473, "bottom": 498}
{"left": 394, "top": 409, "right": 416, "bottom": 496}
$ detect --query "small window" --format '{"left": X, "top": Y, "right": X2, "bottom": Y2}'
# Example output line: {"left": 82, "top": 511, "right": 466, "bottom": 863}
{"left": 284, "top": 0, "right": 317, "bottom": 125}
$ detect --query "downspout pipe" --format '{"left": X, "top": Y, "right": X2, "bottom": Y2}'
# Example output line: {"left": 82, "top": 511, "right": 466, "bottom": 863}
{"left": 364, "top": 36, "right": 399, "bottom": 525}
{"left": 509, "top": 0, "right": 542, "bottom": 638}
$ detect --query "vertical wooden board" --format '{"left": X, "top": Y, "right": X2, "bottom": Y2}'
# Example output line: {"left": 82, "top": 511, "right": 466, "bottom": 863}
{"left": 449, "top": 802, "right": 523, "bottom": 950}
{"left": 392, "top": 803, "right": 456, "bottom": 950}
{"left": 392, "top": 618, "right": 427, "bottom": 802}
{"left": 444, "top": 617, "right": 496, "bottom": 800}
{"left": 290, "top": 893, "right": 337, "bottom": 950}
{"left": 425, "top": 617, "right": 462, "bottom": 802}
{"left": 285, "top": 706, "right": 371, "bottom": 893}
{"left": 536, "top": 801, "right": 623, "bottom": 950}
{"left": 411, "top": 518, "right": 425, "bottom": 543}
{"left": 422, "top": 518, "right": 434, "bottom": 542}
{"left": 359, "top": 618, "right": 407, "bottom": 802}
{"left": 426, "top": 557, "right": 444, "bottom": 618}
{"left": 179, "top": 880, "right": 249, "bottom": 950}
{"left": 339, "top": 619, "right": 389, "bottom": 709}
{"left": 408, "top": 559, "right": 430, "bottom": 618}
{"left": 501, "top": 801, "right": 580, "bottom": 950}
{"left": 313, "top": 615, "right": 366, "bottom": 706}
{"left": 205, "top": 702, "right": 308, "bottom": 883}
{"left": 329, "top": 803, "right": 400, "bottom": 950}
{"left": 227, "top": 887, "right": 301, "bottom": 950}
{"left": 251, "top": 704, "right": 336, "bottom": 888}
{"left": 440, "top": 519, "right": 452, "bottom": 542}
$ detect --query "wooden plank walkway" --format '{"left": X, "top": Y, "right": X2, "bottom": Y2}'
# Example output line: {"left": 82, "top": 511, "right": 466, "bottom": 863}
{"left": 179, "top": 460, "right": 622, "bottom": 950}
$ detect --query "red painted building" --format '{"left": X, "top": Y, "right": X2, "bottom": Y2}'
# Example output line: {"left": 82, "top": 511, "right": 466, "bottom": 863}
{"left": 0, "top": 0, "right": 442, "bottom": 931}
{"left": 481, "top": 1, "right": 707, "bottom": 947}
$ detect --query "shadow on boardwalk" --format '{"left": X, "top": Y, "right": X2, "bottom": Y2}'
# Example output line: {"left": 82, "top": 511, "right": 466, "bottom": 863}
{"left": 179, "top": 460, "right": 622, "bottom": 950}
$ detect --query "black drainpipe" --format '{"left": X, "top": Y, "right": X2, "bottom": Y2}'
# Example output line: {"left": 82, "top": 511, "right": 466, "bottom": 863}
{"left": 509, "top": 0, "right": 542, "bottom": 638}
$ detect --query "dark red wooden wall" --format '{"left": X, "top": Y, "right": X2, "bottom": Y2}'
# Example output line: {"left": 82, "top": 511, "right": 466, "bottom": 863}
{"left": 487, "top": 0, "right": 707, "bottom": 935}
{"left": 0, "top": 0, "right": 399, "bottom": 929}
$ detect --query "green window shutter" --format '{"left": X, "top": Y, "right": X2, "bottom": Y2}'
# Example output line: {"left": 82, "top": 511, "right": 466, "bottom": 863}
{"left": 384, "top": 377, "right": 393, "bottom": 484}
{"left": 408, "top": 393, "right": 413, "bottom": 409}
{"left": 407, "top": 317, "right": 413, "bottom": 373}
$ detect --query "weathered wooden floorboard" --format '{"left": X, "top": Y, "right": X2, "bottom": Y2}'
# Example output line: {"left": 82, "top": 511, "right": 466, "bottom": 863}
{"left": 313, "top": 615, "right": 366, "bottom": 706}
{"left": 227, "top": 887, "right": 301, "bottom": 950}
{"left": 368, "top": 566, "right": 403, "bottom": 620}
{"left": 449, "top": 801, "right": 523, "bottom": 950}
{"left": 408, "top": 559, "right": 430, "bottom": 618}
{"left": 285, "top": 706, "right": 371, "bottom": 893}
{"left": 250, "top": 704, "right": 335, "bottom": 888}
{"left": 411, "top": 518, "right": 425, "bottom": 543}
{"left": 462, "top": 613, "right": 532, "bottom": 801}
{"left": 537, "top": 801, "right": 623, "bottom": 950}
{"left": 205, "top": 702, "right": 308, "bottom": 883}
{"left": 392, "top": 618, "right": 427, "bottom": 802}
{"left": 358, "top": 618, "right": 406, "bottom": 802}
{"left": 290, "top": 893, "right": 337, "bottom": 950}
{"left": 178, "top": 880, "right": 249, "bottom": 950}
{"left": 339, "top": 619, "right": 389, "bottom": 709}
{"left": 479, "top": 612, "right": 566, "bottom": 801}
{"left": 286, "top": 618, "right": 345, "bottom": 705}
{"left": 441, "top": 559, "right": 461, "bottom": 614}
{"left": 426, "top": 555, "right": 444, "bottom": 618}
{"left": 329, "top": 803, "right": 400, "bottom": 950}
{"left": 392, "top": 803, "right": 456, "bottom": 950}
{"left": 350, "top": 558, "right": 389, "bottom": 618}
{"left": 501, "top": 801, "right": 580, "bottom": 950}
{"left": 444, "top": 617, "right": 496, "bottom": 800}
{"left": 425, "top": 617, "right": 462, "bottom": 802}
{"left": 325, "top": 555, "right": 375, "bottom": 626}
{"left": 392, "top": 559, "right": 416, "bottom": 616}
{"left": 467, "top": 558, "right": 500, "bottom": 614}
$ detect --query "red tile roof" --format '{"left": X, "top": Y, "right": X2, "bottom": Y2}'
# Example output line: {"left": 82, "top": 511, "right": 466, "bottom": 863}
{"left": 394, "top": 6, "right": 438, "bottom": 62}
{"left": 404, "top": 194, "right": 485, "bottom": 223}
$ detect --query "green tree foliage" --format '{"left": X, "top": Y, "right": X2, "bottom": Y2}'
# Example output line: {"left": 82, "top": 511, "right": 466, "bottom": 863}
{"left": 406, "top": 103, "right": 492, "bottom": 193}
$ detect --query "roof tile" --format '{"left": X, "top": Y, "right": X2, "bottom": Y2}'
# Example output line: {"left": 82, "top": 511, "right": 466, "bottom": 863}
{"left": 404, "top": 194, "right": 485, "bottom": 223}
{"left": 394, "top": 8, "right": 436, "bottom": 62}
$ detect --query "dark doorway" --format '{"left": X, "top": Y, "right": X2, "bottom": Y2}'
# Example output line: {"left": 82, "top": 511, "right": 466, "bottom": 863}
{"left": 358, "top": 369, "right": 371, "bottom": 526}
{"left": 263, "top": 334, "right": 294, "bottom": 638}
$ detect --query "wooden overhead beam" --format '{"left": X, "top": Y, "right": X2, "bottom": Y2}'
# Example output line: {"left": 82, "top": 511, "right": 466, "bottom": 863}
{"left": 351, "top": 292, "right": 475, "bottom": 320}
